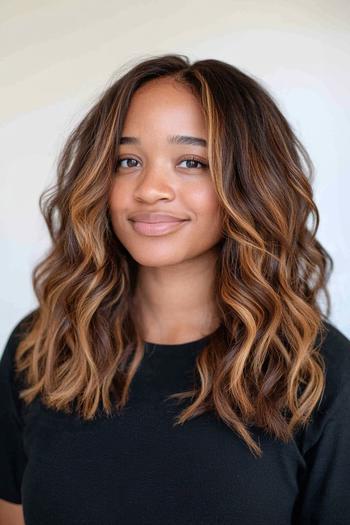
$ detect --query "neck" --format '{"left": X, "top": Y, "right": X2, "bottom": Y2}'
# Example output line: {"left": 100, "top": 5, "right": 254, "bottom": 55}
{"left": 132, "top": 247, "right": 221, "bottom": 345}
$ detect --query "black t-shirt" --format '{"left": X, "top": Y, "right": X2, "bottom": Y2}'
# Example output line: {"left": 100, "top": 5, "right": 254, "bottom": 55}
{"left": 1, "top": 312, "right": 350, "bottom": 525}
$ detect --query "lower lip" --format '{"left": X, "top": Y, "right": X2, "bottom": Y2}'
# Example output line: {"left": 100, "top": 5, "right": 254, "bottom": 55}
{"left": 129, "top": 220, "right": 189, "bottom": 236}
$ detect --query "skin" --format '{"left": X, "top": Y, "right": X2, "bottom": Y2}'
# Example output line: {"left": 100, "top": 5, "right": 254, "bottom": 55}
{"left": 0, "top": 499, "right": 25, "bottom": 525}
{"left": 109, "top": 76, "right": 223, "bottom": 344}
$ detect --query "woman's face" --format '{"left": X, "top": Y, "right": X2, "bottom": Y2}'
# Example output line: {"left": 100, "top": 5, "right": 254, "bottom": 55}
{"left": 108, "top": 76, "right": 223, "bottom": 267}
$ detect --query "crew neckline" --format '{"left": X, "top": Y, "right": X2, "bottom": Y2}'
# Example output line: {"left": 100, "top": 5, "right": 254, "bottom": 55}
{"left": 143, "top": 325, "right": 221, "bottom": 352}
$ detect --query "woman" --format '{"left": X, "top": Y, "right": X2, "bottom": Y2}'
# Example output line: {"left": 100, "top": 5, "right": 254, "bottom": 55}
{"left": 1, "top": 54, "right": 349, "bottom": 525}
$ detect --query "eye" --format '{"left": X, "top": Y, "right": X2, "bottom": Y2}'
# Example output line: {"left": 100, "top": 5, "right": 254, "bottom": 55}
{"left": 116, "top": 157, "right": 140, "bottom": 169}
{"left": 178, "top": 157, "right": 209, "bottom": 170}
{"left": 115, "top": 156, "right": 209, "bottom": 171}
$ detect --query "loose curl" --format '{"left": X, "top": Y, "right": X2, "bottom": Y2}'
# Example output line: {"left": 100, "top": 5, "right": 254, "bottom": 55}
{"left": 14, "top": 54, "right": 333, "bottom": 458}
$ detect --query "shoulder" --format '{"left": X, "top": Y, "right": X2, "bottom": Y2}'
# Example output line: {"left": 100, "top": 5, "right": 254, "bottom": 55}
{"left": 317, "top": 320, "right": 350, "bottom": 409}
{"left": 3, "top": 309, "right": 39, "bottom": 355}
{"left": 0, "top": 309, "right": 39, "bottom": 392}
{"left": 0, "top": 312, "right": 38, "bottom": 503}
{"left": 297, "top": 319, "right": 350, "bottom": 453}
{"left": 318, "top": 319, "right": 350, "bottom": 360}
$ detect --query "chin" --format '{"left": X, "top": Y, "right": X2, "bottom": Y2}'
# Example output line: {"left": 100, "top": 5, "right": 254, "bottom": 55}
{"left": 126, "top": 249, "right": 190, "bottom": 268}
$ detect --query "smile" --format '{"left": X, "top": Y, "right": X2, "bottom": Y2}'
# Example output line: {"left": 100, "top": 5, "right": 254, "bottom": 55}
{"left": 129, "top": 220, "right": 189, "bottom": 236}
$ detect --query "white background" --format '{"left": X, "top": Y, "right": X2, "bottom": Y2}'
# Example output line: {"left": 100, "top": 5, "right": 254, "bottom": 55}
{"left": 1, "top": 0, "right": 349, "bottom": 354}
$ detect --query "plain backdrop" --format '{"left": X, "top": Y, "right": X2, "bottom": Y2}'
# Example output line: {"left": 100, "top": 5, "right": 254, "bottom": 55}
{"left": 1, "top": 0, "right": 349, "bottom": 355}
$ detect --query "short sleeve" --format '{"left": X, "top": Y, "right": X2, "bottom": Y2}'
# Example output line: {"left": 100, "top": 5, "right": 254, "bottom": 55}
{"left": 0, "top": 310, "right": 37, "bottom": 503}
{"left": 294, "top": 321, "right": 350, "bottom": 524}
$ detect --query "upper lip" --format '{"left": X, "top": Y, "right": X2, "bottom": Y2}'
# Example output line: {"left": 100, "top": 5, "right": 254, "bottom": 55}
{"left": 128, "top": 212, "right": 189, "bottom": 223}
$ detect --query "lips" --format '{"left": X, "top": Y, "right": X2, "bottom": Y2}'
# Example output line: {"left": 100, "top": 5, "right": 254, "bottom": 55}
{"left": 129, "top": 213, "right": 188, "bottom": 223}
{"left": 128, "top": 213, "right": 189, "bottom": 236}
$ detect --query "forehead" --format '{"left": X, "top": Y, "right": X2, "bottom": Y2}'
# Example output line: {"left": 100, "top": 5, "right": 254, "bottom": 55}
{"left": 121, "top": 77, "right": 207, "bottom": 138}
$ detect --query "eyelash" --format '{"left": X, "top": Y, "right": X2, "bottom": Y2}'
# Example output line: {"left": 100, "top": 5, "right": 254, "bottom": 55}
{"left": 116, "top": 156, "right": 208, "bottom": 171}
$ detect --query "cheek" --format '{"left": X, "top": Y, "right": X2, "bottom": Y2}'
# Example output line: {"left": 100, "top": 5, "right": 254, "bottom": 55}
{"left": 108, "top": 184, "right": 126, "bottom": 235}
{"left": 109, "top": 179, "right": 122, "bottom": 207}
{"left": 189, "top": 185, "right": 222, "bottom": 228}
{"left": 109, "top": 180, "right": 129, "bottom": 215}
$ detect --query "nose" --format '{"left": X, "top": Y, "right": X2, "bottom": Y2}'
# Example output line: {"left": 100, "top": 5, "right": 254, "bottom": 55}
{"left": 133, "top": 161, "right": 176, "bottom": 203}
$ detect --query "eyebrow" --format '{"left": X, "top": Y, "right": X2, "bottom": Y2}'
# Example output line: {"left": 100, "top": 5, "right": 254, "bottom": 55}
{"left": 119, "top": 135, "right": 207, "bottom": 147}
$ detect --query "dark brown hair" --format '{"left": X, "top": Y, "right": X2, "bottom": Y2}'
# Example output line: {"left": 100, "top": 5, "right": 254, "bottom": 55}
{"left": 14, "top": 54, "right": 333, "bottom": 457}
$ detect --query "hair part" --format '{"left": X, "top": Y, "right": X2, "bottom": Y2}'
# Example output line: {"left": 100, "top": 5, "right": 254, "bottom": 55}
{"left": 14, "top": 54, "right": 333, "bottom": 458}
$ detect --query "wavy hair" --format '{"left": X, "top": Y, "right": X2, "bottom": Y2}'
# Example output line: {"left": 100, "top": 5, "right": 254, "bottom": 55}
{"left": 14, "top": 54, "right": 333, "bottom": 458}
